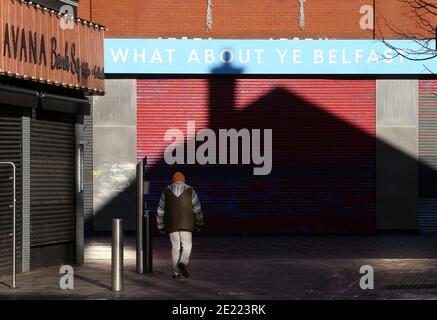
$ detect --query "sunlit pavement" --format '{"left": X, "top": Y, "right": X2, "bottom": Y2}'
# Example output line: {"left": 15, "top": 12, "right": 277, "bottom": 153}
{"left": 1, "top": 235, "right": 437, "bottom": 299}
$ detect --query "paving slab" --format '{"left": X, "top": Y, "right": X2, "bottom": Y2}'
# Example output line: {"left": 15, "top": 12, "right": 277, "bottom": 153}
{"left": 1, "top": 235, "right": 437, "bottom": 299}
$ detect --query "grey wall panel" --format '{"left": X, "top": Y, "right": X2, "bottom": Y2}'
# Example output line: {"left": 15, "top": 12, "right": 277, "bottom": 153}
{"left": 377, "top": 80, "right": 418, "bottom": 127}
{"left": 376, "top": 79, "right": 418, "bottom": 230}
{"left": 377, "top": 127, "right": 417, "bottom": 229}
{"left": 94, "top": 80, "right": 136, "bottom": 127}
{"left": 93, "top": 80, "right": 137, "bottom": 231}
{"left": 21, "top": 116, "right": 30, "bottom": 272}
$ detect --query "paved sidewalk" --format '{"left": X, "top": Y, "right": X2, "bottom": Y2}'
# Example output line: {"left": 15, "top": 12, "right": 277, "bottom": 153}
{"left": 1, "top": 235, "right": 437, "bottom": 299}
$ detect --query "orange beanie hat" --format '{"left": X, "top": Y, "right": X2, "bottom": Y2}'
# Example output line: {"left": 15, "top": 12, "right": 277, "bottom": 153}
{"left": 172, "top": 172, "right": 185, "bottom": 183}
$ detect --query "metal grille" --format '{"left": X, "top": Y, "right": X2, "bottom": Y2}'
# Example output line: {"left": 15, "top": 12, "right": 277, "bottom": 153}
{"left": 137, "top": 79, "right": 376, "bottom": 234}
{"left": 418, "top": 80, "right": 437, "bottom": 234}
{"left": 0, "top": 108, "right": 22, "bottom": 275}
{"left": 30, "top": 119, "right": 76, "bottom": 246}
{"left": 384, "top": 283, "right": 437, "bottom": 290}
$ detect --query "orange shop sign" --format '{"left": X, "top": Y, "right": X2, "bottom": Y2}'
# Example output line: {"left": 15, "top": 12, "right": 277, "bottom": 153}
{"left": 0, "top": 0, "right": 106, "bottom": 94}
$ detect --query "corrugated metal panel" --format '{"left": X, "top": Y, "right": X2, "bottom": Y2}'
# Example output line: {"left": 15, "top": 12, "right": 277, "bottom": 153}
{"left": 30, "top": 118, "right": 76, "bottom": 246}
{"left": 0, "top": 107, "right": 22, "bottom": 275}
{"left": 137, "top": 79, "right": 376, "bottom": 234}
{"left": 21, "top": 116, "right": 30, "bottom": 272}
{"left": 83, "top": 103, "right": 94, "bottom": 235}
{"left": 418, "top": 80, "right": 437, "bottom": 233}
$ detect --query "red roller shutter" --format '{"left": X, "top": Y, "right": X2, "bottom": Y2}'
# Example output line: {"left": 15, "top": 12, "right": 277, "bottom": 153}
{"left": 137, "top": 79, "right": 376, "bottom": 234}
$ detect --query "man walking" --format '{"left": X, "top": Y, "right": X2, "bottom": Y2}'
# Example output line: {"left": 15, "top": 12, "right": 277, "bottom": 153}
{"left": 157, "top": 172, "right": 204, "bottom": 279}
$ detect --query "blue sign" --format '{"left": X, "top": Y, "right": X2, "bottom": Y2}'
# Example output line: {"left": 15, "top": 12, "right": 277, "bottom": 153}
{"left": 104, "top": 39, "right": 436, "bottom": 75}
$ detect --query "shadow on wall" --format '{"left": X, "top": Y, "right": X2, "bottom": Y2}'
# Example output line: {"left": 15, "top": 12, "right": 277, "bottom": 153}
{"left": 93, "top": 176, "right": 136, "bottom": 231}
{"left": 93, "top": 60, "right": 435, "bottom": 235}
{"left": 91, "top": 79, "right": 138, "bottom": 231}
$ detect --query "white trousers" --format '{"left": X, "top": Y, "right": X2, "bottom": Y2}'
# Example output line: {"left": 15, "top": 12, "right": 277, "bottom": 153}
{"left": 169, "top": 231, "right": 192, "bottom": 274}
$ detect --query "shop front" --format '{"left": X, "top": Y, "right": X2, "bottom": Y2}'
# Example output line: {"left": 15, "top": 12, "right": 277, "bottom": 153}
{"left": 0, "top": 0, "right": 105, "bottom": 276}
{"left": 98, "top": 38, "right": 436, "bottom": 235}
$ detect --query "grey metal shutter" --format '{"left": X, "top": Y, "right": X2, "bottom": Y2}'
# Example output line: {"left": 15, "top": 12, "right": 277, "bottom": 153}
{"left": 419, "top": 80, "right": 437, "bottom": 234}
{"left": 30, "top": 118, "right": 76, "bottom": 246}
{"left": 0, "top": 107, "right": 22, "bottom": 275}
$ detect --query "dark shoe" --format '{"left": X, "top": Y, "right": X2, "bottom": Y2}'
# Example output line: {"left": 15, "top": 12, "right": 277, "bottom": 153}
{"left": 172, "top": 273, "right": 181, "bottom": 280}
{"left": 177, "top": 263, "right": 190, "bottom": 278}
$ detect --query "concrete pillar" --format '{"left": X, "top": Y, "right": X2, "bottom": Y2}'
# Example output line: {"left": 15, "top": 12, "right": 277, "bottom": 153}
{"left": 376, "top": 79, "right": 418, "bottom": 230}
{"left": 93, "top": 80, "right": 137, "bottom": 231}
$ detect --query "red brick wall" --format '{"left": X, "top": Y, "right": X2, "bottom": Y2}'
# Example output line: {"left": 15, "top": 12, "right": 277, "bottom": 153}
{"left": 78, "top": 0, "right": 91, "bottom": 21}
{"left": 78, "top": 0, "right": 434, "bottom": 39}
{"left": 376, "top": 0, "right": 437, "bottom": 40}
